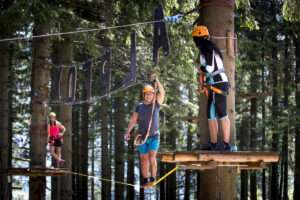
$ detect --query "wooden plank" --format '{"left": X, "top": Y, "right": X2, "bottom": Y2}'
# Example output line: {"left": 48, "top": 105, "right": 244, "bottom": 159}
{"left": 6, "top": 168, "right": 68, "bottom": 177}
{"left": 177, "top": 160, "right": 268, "bottom": 171}
{"left": 159, "top": 151, "right": 279, "bottom": 164}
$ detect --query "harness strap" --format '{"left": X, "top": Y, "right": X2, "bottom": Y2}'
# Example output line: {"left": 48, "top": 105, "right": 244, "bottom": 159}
{"left": 207, "top": 68, "right": 225, "bottom": 77}
{"left": 206, "top": 50, "right": 225, "bottom": 78}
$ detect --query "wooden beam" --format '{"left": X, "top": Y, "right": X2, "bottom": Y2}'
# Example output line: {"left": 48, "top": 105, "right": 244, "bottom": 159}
{"left": 159, "top": 151, "right": 279, "bottom": 164}
{"left": 5, "top": 168, "right": 68, "bottom": 177}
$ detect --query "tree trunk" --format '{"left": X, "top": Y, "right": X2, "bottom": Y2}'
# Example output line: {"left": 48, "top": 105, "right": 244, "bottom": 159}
{"left": 99, "top": 1, "right": 113, "bottom": 197}
{"left": 126, "top": 137, "right": 135, "bottom": 200}
{"left": 114, "top": 96, "right": 125, "bottom": 199}
{"left": 293, "top": 36, "right": 300, "bottom": 200}
{"left": 77, "top": 60, "right": 91, "bottom": 200}
{"left": 270, "top": 48, "right": 279, "bottom": 200}
{"left": 29, "top": 21, "right": 51, "bottom": 200}
{"left": 72, "top": 105, "right": 80, "bottom": 200}
{"left": 184, "top": 88, "right": 194, "bottom": 200}
{"left": 0, "top": 38, "right": 11, "bottom": 200}
{"left": 91, "top": 137, "right": 95, "bottom": 200}
{"left": 261, "top": 38, "right": 267, "bottom": 200}
{"left": 198, "top": 1, "right": 236, "bottom": 199}
{"left": 160, "top": 111, "right": 166, "bottom": 200}
{"left": 280, "top": 38, "right": 290, "bottom": 200}
{"left": 239, "top": 117, "right": 249, "bottom": 200}
{"left": 100, "top": 99, "right": 111, "bottom": 199}
{"left": 51, "top": 35, "right": 73, "bottom": 200}
{"left": 79, "top": 98, "right": 89, "bottom": 200}
{"left": 250, "top": 70, "right": 257, "bottom": 200}
{"left": 166, "top": 86, "right": 179, "bottom": 200}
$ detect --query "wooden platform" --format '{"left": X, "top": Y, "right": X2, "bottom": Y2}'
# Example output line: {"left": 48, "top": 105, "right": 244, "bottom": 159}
{"left": 159, "top": 151, "right": 279, "bottom": 170}
{"left": 6, "top": 167, "right": 68, "bottom": 176}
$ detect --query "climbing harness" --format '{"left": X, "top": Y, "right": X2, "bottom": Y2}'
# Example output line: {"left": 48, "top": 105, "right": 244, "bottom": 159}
{"left": 198, "top": 50, "right": 228, "bottom": 96}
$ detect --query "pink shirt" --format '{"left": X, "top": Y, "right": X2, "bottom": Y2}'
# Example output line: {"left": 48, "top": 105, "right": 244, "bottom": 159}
{"left": 49, "top": 121, "right": 60, "bottom": 138}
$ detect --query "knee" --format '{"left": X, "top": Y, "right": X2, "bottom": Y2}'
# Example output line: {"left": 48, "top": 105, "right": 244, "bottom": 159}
{"left": 149, "top": 153, "right": 157, "bottom": 163}
{"left": 140, "top": 154, "right": 149, "bottom": 164}
{"left": 50, "top": 150, "right": 55, "bottom": 155}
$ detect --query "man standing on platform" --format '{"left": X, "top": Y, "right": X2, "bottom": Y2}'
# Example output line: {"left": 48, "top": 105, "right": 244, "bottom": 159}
{"left": 124, "top": 74, "right": 165, "bottom": 187}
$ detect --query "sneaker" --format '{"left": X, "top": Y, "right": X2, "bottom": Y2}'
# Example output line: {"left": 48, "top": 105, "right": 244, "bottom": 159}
{"left": 201, "top": 142, "right": 217, "bottom": 151}
{"left": 56, "top": 159, "right": 65, "bottom": 168}
{"left": 223, "top": 142, "right": 232, "bottom": 152}
{"left": 144, "top": 177, "right": 156, "bottom": 189}
{"left": 142, "top": 178, "right": 149, "bottom": 187}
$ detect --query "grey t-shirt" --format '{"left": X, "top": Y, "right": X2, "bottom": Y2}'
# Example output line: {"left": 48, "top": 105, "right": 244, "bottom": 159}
{"left": 135, "top": 102, "right": 160, "bottom": 137}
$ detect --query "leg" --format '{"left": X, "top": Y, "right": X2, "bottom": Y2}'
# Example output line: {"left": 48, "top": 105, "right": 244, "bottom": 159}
{"left": 220, "top": 116, "right": 230, "bottom": 143}
{"left": 207, "top": 91, "right": 218, "bottom": 143}
{"left": 208, "top": 119, "right": 218, "bottom": 143}
{"left": 148, "top": 137, "right": 159, "bottom": 179}
{"left": 56, "top": 147, "right": 62, "bottom": 160}
{"left": 149, "top": 151, "right": 157, "bottom": 178}
{"left": 140, "top": 153, "right": 150, "bottom": 178}
{"left": 214, "top": 82, "right": 231, "bottom": 146}
{"left": 50, "top": 146, "right": 60, "bottom": 161}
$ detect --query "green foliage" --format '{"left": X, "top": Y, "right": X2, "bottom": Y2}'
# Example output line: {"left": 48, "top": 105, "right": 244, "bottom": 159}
{"left": 283, "top": 0, "right": 300, "bottom": 22}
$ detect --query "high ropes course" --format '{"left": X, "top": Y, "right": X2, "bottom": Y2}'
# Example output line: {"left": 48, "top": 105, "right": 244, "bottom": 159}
{"left": 0, "top": 3, "right": 279, "bottom": 196}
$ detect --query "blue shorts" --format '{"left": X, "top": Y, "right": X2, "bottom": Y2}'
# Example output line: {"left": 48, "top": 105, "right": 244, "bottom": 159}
{"left": 138, "top": 136, "right": 160, "bottom": 154}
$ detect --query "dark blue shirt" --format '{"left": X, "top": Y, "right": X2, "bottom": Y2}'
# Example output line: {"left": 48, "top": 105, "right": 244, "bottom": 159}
{"left": 135, "top": 102, "right": 160, "bottom": 137}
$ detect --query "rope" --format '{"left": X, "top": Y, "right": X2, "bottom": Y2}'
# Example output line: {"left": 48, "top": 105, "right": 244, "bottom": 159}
{"left": 0, "top": 19, "right": 164, "bottom": 43}
{"left": 46, "top": 81, "right": 142, "bottom": 106}
{"left": 61, "top": 170, "right": 137, "bottom": 187}
{"left": 0, "top": 17, "right": 237, "bottom": 43}
{"left": 59, "top": 165, "right": 178, "bottom": 189}
{"left": 148, "top": 166, "right": 178, "bottom": 187}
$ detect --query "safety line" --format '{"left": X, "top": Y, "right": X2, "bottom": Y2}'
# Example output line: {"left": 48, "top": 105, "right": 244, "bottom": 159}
{"left": 147, "top": 166, "right": 178, "bottom": 187}
{"left": 59, "top": 165, "right": 178, "bottom": 189}
{"left": 0, "top": 19, "right": 164, "bottom": 43}
{"left": 61, "top": 170, "right": 137, "bottom": 187}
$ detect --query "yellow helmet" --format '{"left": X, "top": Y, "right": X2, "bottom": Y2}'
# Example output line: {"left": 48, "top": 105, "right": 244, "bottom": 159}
{"left": 192, "top": 25, "right": 209, "bottom": 37}
{"left": 49, "top": 112, "right": 56, "bottom": 117}
{"left": 143, "top": 85, "right": 155, "bottom": 93}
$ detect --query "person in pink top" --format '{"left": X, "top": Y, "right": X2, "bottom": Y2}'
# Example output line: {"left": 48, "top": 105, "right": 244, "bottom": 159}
{"left": 47, "top": 112, "right": 66, "bottom": 167}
